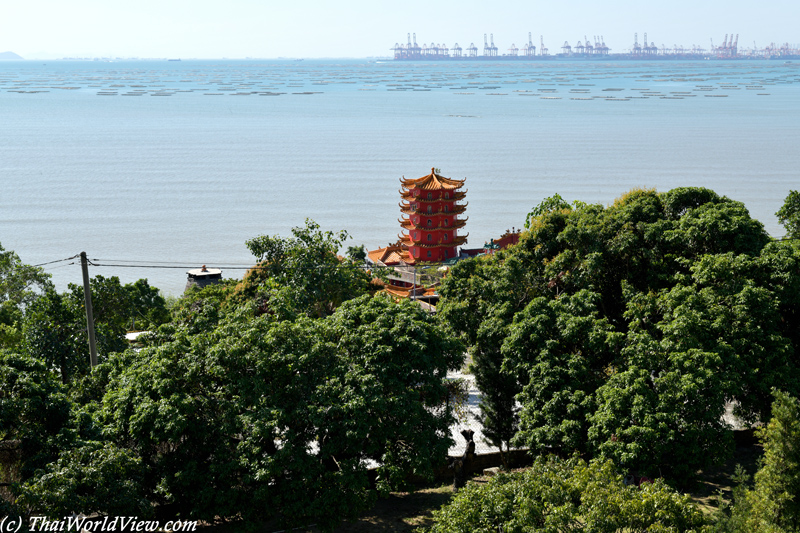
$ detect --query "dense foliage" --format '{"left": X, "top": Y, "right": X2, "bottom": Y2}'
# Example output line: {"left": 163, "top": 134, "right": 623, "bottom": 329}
{"left": 0, "top": 244, "right": 50, "bottom": 348}
{"left": 424, "top": 455, "right": 709, "bottom": 533}
{"left": 91, "top": 294, "right": 461, "bottom": 528}
{"left": 241, "top": 219, "right": 375, "bottom": 318}
{"left": 716, "top": 391, "right": 800, "bottom": 533}
{"left": 438, "top": 187, "right": 800, "bottom": 484}
{"left": 777, "top": 190, "right": 800, "bottom": 239}
{"left": 1, "top": 223, "right": 463, "bottom": 531}
{"left": 22, "top": 275, "right": 168, "bottom": 383}
{"left": 3, "top": 191, "right": 800, "bottom": 528}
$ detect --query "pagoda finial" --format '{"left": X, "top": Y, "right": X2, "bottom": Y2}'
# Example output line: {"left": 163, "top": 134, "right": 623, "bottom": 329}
{"left": 431, "top": 167, "right": 436, "bottom": 174}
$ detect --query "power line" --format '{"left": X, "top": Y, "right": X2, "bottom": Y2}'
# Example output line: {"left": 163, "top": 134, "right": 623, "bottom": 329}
{"left": 32, "top": 254, "right": 80, "bottom": 267}
{"left": 89, "top": 258, "right": 246, "bottom": 265}
{"left": 89, "top": 263, "right": 251, "bottom": 270}
{"left": 46, "top": 262, "right": 78, "bottom": 270}
{"left": 34, "top": 255, "right": 403, "bottom": 272}
{"left": 86, "top": 261, "right": 390, "bottom": 271}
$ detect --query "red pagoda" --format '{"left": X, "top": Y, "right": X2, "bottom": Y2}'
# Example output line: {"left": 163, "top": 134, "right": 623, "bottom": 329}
{"left": 368, "top": 168, "right": 468, "bottom": 265}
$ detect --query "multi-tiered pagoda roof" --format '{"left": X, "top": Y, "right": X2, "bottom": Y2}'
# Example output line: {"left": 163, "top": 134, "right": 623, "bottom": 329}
{"left": 368, "top": 168, "right": 468, "bottom": 266}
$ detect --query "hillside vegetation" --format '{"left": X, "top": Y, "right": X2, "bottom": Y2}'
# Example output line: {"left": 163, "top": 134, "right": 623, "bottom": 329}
{"left": 2, "top": 189, "right": 799, "bottom": 532}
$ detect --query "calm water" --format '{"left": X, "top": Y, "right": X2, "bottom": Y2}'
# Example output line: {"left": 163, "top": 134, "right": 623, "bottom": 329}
{"left": 1, "top": 59, "right": 798, "bottom": 294}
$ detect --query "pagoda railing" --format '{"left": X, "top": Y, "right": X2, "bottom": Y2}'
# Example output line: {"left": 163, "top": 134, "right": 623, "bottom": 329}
{"left": 399, "top": 203, "right": 468, "bottom": 216}
{"left": 399, "top": 217, "right": 468, "bottom": 230}
{"left": 398, "top": 191, "right": 468, "bottom": 203}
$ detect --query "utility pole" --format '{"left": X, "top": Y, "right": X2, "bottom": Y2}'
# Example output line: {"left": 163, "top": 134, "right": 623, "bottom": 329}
{"left": 413, "top": 265, "right": 417, "bottom": 300}
{"left": 80, "top": 252, "right": 98, "bottom": 369}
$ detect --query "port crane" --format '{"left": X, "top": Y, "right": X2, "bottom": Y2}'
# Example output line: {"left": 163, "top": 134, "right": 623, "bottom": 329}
{"left": 633, "top": 33, "right": 642, "bottom": 54}
{"left": 524, "top": 32, "right": 536, "bottom": 56}
{"left": 540, "top": 35, "right": 548, "bottom": 55}
{"left": 600, "top": 35, "right": 609, "bottom": 54}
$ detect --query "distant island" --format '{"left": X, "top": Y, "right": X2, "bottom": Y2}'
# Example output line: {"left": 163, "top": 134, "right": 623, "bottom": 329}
{"left": 0, "top": 51, "right": 23, "bottom": 60}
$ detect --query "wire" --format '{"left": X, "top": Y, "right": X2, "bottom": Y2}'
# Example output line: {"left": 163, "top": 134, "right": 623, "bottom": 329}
{"left": 89, "top": 263, "right": 242, "bottom": 269}
{"left": 31, "top": 255, "right": 404, "bottom": 272}
{"left": 90, "top": 259, "right": 244, "bottom": 265}
{"left": 45, "top": 261, "right": 78, "bottom": 270}
{"left": 87, "top": 262, "right": 389, "bottom": 271}
{"left": 32, "top": 254, "right": 79, "bottom": 267}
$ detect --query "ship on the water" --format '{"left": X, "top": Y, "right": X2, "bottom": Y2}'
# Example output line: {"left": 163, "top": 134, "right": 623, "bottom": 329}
{"left": 392, "top": 33, "right": 800, "bottom": 61}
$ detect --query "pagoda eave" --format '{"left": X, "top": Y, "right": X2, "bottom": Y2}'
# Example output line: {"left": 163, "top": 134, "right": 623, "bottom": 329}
{"left": 400, "top": 168, "right": 467, "bottom": 191}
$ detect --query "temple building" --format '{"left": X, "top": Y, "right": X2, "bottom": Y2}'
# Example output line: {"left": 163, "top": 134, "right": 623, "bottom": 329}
{"left": 368, "top": 168, "right": 468, "bottom": 266}
{"left": 367, "top": 168, "right": 525, "bottom": 307}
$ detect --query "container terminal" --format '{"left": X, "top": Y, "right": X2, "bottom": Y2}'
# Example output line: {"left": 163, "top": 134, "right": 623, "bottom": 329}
{"left": 392, "top": 33, "right": 800, "bottom": 60}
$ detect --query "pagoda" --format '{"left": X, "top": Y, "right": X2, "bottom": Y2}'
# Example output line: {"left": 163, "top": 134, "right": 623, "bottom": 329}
{"left": 398, "top": 168, "right": 468, "bottom": 264}
{"left": 367, "top": 168, "right": 469, "bottom": 267}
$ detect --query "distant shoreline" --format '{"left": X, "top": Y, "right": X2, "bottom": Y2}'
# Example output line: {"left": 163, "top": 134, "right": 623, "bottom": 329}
{"left": 393, "top": 54, "right": 800, "bottom": 62}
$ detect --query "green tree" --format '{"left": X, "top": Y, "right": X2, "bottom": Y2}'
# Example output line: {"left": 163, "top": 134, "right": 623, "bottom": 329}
{"left": 524, "top": 193, "right": 571, "bottom": 228}
{"left": 0, "top": 244, "right": 51, "bottom": 349}
{"left": 243, "top": 219, "right": 372, "bottom": 318}
{"left": 20, "top": 275, "right": 168, "bottom": 384}
{"left": 123, "top": 278, "right": 169, "bottom": 330}
{"left": 439, "top": 186, "right": 787, "bottom": 487}
{"left": 324, "top": 295, "right": 464, "bottom": 490}
{"left": 757, "top": 240, "right": 800, "bottom": 361}
{"left": 22, "top": 288, "right": 86, "bottom": 384}
{"left": 98, "top": 293, "right": 462, "bottom": 530}
{"left": 505, "top": 291, "right": 621, "bottom": 457}
{"left": 716, "top": 391, "right": 800, "bottom": 533}
{"left": 438, "top": 255, "right": 522, "bottom": 465}
{"left": 23, "top": 276, "right": 133, "bottom": 383}
{"left": 588, "top": 359, "right": 732, "bottom": 484}
{"left": 17, "top": 442, "right": 151, "bottom": 519}
{"left": 346, "top": 244, "right": 367, "bottom": 263}
{"left": 424, "top": 456, "right": 708, "bottom": 533}
{"left": 753, "top": 390, "right": 800, "bottom": 531}
{"left": 776, "top": 190, "right": 800, "bottom": 239}
{"left": 0, "top": 352, "right": 73, "bottom": 480}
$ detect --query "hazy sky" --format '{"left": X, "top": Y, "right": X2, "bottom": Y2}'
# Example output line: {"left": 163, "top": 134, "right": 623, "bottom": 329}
{"left": 2, "top": 0, "right": 798, "bottom": 59}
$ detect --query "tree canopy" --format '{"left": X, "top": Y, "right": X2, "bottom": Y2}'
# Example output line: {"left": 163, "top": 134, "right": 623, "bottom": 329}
{"left": 424, "top": 455, "right": 708, "bottom": 533}
{"left": 439, "top": 187, "right": 800, "bottom": 484}
{"left": 22, "top": 275, "right": 169, "bottom": 383}
{"left": 242, "top": 219, "right": 374, "bottom": 318}
{"left": 777, "top": 190, "right": 800, "bottom": 240}
{"left": 2, "top": 223, "right": 462, "bottom": 531}
{"left": 0, "top": 244, "right": 50, "bottom": 348}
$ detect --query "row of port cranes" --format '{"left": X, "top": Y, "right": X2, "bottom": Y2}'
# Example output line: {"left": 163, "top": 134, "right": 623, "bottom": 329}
{"left": 391, "top": 33, "right": 624, "bottom": 58}
{"left": 629, "top": 33, "right": 800, "bottom": 58}
{"left": 627, "top": 32, "right": 712, "bottom": 56}
{"left": 392, "top": 33, "right": 550, "bottom": 59}
{"left": 392, "top": 33, "right": 800, "bottom": 59}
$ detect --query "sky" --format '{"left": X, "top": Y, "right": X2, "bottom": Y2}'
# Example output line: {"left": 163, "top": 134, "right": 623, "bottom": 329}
{"left": 2, "top": 0, "right": 799, "bottom": 59}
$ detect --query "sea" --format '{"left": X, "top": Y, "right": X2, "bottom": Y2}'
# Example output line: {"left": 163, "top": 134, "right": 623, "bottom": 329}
{"left": 1, "top": 58, "right": 798, "bottom": 295}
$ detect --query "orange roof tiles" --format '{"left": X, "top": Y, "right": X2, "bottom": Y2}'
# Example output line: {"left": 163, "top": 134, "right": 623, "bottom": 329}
{"left": 383, "top": 286, "right": 438, "bottom": 299}
{"left": 367, "top": 243, "right": 411, "bottom": 266}
{"left": 400, "top": 168, "right": 466, "bottom": 191}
